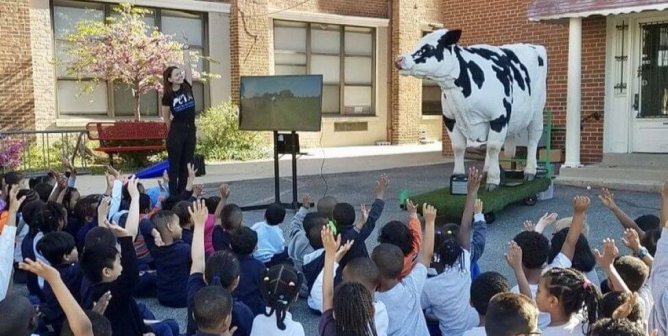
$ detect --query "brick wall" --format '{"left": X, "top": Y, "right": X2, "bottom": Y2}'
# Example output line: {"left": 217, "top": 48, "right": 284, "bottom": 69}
{"left": 390, "top": 0, "right": 444, "bottom": 144}
{"left": 0, "top": 0, "right": 35, "bottom": 131}
{"left": 439, "top": 0, "right": 606, "bottom": 163}
{"left": 30, "top": 0, "right": 56, "bottom": 130}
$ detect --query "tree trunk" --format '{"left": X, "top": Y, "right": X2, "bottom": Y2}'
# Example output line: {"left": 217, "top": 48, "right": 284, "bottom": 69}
{"left": 133, "top": 83, "right": 141, "bottom": 121}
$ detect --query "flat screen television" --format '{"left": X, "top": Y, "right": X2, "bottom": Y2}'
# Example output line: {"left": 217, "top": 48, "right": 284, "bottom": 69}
{"left": 239, "top": 75, "right": 323, "bottom": 132}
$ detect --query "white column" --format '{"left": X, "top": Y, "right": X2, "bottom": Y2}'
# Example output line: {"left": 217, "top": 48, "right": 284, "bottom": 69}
{"left": 563, "top": 17, "right": 583, "bottom": 168}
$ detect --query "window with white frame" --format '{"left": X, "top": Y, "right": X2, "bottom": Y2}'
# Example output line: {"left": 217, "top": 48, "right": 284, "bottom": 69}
{"left": 273, "top": 20, "right": 375, "bottom": 115}
{"left": 53, "top": 0, "right": 207, "bottom": 118}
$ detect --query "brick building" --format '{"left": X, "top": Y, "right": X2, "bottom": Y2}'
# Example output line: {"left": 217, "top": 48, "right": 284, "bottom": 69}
{"left": 1, "top": 0, "right": 667, "bottom": 164}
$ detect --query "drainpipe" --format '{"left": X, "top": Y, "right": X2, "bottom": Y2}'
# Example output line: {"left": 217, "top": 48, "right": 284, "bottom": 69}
{"left": 386, "top": 0, "right": 394, "bottom": 143}
{"left": 564, "top": 17, "right": 583, "bottom": 168}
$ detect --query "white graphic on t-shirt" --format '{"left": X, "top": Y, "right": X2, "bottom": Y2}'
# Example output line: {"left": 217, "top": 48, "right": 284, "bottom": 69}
{"left": 172, "top": 93, "right": 195, "bottom": 113}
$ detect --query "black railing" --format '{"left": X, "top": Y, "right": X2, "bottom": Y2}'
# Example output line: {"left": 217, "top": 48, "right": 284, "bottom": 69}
{"left": 0, "top": 129, "right": 91, "bottom": 174}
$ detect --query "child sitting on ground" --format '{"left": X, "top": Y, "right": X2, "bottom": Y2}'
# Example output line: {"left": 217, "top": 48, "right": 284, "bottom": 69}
{"left": 192, "top": 285, "right": 237, "bottom": 336}
{"left": 230, "top": 226, "right": 266, "bottom": 316}
{"left": 187, "top": 200, "right": 254, "bottom": 336}
{"left": 250, "top": 264, "right": 305, "bottom": 336}
{"left": 484, "top": 292, "right": 540, "bottom": 336}
{"left": 80, "top": 177, "right": 179, "bottom": 336}
{"left": 252, "top": 203, "right": 288, "bottom": 267}
{"left": 319, "top": 226, "right": 379, "bottom": 336}
{"left": 151, "top": 209, "right": 191, "bottom": 308}
{"left": 509, "top": 195, "right": 590, "bottom": 329}
{"left": 373, "top": 202, "right": 436, "bottom": 336}
{"left": 463, "top": 271, "right": 511, "bottom": 336}
{"left": 213, "top": 203, "right": 243, "bottom": 252}
{"left": 287, "top": 194, "right": 337, "bottom": 274}
{"left": 35, "top": 231, "right": 82, "bottom": 334}
{"left": 341, "top": 257, "right": 389, "bottom": 335}
{"left": 421, "top": 167, "right": 482, "bottom": 336}
{"left": 334, "top": 174, "right": 389, "bottom": 283}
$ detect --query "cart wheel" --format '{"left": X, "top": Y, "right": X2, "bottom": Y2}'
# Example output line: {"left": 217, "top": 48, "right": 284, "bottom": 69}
{"left": 524, "top": 195, "right": 538, "bottom": 206}
{"left": 484, "top": 212, "right": 496, "bottom": 224}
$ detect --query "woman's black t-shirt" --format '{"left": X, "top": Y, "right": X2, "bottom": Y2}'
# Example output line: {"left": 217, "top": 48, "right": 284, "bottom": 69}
{"left": 162, "top": 81, "right": 196, "bottom": 125}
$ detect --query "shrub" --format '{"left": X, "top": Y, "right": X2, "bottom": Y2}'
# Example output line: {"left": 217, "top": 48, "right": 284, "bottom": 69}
{"left": 196, "top": 101, "right": 269, "bottom": 161}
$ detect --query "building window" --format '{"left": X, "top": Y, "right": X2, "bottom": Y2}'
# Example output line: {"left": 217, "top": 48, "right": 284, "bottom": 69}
{"left": 53, "top": 0, "right": 208, "bottom": 118}
{"left": 273, "top": 20, "right": 375, "bottom": 116}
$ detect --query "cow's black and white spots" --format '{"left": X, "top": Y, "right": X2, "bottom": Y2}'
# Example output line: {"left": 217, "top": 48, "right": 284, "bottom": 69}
{"left": 395, "top": 29, "right": 547, "bottom": 190}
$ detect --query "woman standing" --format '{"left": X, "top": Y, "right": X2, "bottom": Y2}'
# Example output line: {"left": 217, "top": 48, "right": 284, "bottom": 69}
{"left": 162, "top": 48, "right": 196, "bottom": 195}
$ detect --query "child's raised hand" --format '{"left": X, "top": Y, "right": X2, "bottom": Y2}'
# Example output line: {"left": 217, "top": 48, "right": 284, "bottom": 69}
{"left": 222, "top": 326, "right": 238, "bottom": 336}
{"left": 621, "top": 228, "right": 641, "bottom": 253}
{"left": 127, "top": 176, "right": 140, "bottom": 199}
{"left": 335, "top": 239, "right": 354, "bottom": 263}
{"left": 19, "top": 258, "right": 60, "bottom": 283}
{"left": 505, "top": 240, "right": 523, "bottom": 271}
{"left": 187, "top": 163, "right": 197, "bottom": 181}
{"left": 302, "top": 194, "right": 312, "bottom": 209}
{"left": 406, "top": 199, "right": 418, "bottom": 218}
{"left": 92, "top": 291, "right": 112, "bottom": 315}
{"left": 423, "top": 203, "right": 437, "bottom": 224}
{"left": 537, "top": 212, "right": 558, "bottom": 227}
{"left": 594, "top": 238, "right": 618, "bottom": 270}
{"left": 106, "top": 165, "right": 121, "bottom": 180}
{"left": 321, "top": 225, "right": 340, "bottom": 258}
{"left": 467, "top": 167, "right": 482, "bottom": 194}
{"left": 474, "top": 199, "right": 483, "bottom": 214}
{"left": 612, "top": 292, "right": 639, "bottom": 320}
{"left": 572, "top": 195, "right": 590, "bottom": 214}
{"left": 598, "top": 188, "right": 617, "bottom": 210}
{"left": 192, "top": 184, "right": 204, "bottom": 198}
{"left": 97, "top": 197, "right": 111, "bottom": 218}
{"left": 188, "top": 199, "right": 208, "bottom": 227}
{"left": 8, "top": 185, "right": 26, "bottom": 213}
{"left": 102, "top": 219, "right": 131, "bottom": 238}
{"left": 219, "top": 184, "right": 230, "bottom": 199}
{"left": 374, "top": 174, "right": 390, "bottom": 199}
{"left": 355, "top": 203, "right": 370, "bottom": 231}
{"left": 523, "top": 220, "right": 536, "bottom": 232}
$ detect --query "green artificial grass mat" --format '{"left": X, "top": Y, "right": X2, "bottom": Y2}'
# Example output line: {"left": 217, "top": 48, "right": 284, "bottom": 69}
{"left": 408, "top": 177, "right": 551, "bottom": 221}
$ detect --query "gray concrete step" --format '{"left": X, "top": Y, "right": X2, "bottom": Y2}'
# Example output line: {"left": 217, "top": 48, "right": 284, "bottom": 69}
{"left": 556, "top": 165, "right": 666, "bottom": 192}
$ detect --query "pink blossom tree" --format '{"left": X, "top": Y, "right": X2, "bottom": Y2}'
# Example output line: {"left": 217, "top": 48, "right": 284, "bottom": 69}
{"left": 63, "top": 3, "right": 210, "bottom": 120}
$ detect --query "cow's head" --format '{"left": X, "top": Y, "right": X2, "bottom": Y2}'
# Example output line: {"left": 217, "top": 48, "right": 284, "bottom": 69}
{"left": 395, "top": 29, "right": 462, "bottom": 82}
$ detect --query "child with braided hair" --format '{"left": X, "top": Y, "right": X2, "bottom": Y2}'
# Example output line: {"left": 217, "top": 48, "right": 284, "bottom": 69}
{"left": 536, "top": 267, "right": 601, "bottom": 335}
{"left": 320, "top": 225, "right": 377, "bottom": 336}
{"left": 250, "top": 264, "right": 305, "bottom": 336}
{"left": 420, "top": 167, "right": 482, "bottom": 336}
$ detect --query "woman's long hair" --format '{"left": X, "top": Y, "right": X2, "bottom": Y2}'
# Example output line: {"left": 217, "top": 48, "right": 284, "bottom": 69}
{"left": 162, "top": 66, "right": 193, "bottom": 100}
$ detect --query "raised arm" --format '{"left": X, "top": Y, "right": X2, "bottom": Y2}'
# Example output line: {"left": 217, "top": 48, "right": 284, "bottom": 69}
{"left": 595, "top": 238, "right": 631, "bottom": 294}
{"left": 214, "top": 184, "right": 230, "bottom": 226}
{"left": 534, "top": 212, "right": 558, "bottom": 234}
{"left": 19, "top": 259, "right": 93, "bottom": 336}
{"left": 460, "top": 167, "right": 481, "bottom": 251}
{"left": 290, "top": 194, "right": 311, "bottom": 238}
{"left": 420, "top": 204, "right": 437, "bottom": 267}
{"left": 189, "top": 200, "right": 208, "bottom": 275}
{"left": 560, "top": 195, "right": 590, "bottom": 261}
{"left": 1, "top": 186, "right": 25, "bottom": 299}
{"left": 471, "top": 199, "right": 487, "bottom": 263}
{"left": 662, "top": 180, "right": 668, "bottom": 229}
{"left": 600, "top": 188, "right": 645, "bottom": 238}
{"left": 125, "top": 177, "right": 140, "bottom": 240}
{"left": 622, "top": 228, "right": 654, "bottom": 268}
{"left": 506, "top": 241, "right": 531, "bottom": 297}
{"left": 321, "top": 227, "right": 343, "bottom": 312}
{"left": 358, "top": 175, "right": 389, "bottom": 239}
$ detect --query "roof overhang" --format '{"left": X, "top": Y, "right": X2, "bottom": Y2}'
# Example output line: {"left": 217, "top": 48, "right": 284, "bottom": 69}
{"left": 528, "top": 0, "right": 668, "bottom": 21}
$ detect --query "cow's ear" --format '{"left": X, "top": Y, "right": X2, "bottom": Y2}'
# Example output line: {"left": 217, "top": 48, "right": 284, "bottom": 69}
{"left": 439, "top": 29, "right": 462, "bottom": 46}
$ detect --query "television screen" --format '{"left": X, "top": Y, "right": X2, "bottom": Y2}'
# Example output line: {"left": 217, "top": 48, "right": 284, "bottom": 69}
{"left": 239, "top": 75, "right": 323, "bottom": 132}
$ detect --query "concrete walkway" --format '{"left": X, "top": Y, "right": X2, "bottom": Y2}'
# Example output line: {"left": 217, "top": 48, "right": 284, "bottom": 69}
{"left": 75, "top": 142, "right": 448, "bottom": 195}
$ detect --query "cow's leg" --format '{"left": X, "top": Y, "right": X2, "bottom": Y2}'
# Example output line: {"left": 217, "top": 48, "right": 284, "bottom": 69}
{"left": 524, "top": 112, "right": 544, "bottom": 181}
{"left": 446, "top": 121, "right": 467, "bottom": 177}
{"left": 485, "top": 128, "right": 507, "bottom": 191}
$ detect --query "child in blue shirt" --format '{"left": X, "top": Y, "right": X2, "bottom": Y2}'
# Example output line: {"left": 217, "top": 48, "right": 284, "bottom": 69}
{"left": 151, "top": 209, "right": 191, "bottom": 308}
{"left": 230, "top": 226, "right": 266, "bottom": 316}
{"left": 251, "top": 203, "right": 287, "bottom": 266}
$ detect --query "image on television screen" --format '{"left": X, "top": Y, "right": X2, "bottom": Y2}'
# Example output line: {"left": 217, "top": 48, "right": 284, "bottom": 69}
{"left": 239, "top": 75, "right": 323, "bottom": 132}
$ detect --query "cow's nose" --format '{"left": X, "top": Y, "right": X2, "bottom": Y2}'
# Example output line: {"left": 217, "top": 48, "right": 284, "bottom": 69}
{"left": 394, "top": 56, "right": 405, "bottom": 70}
